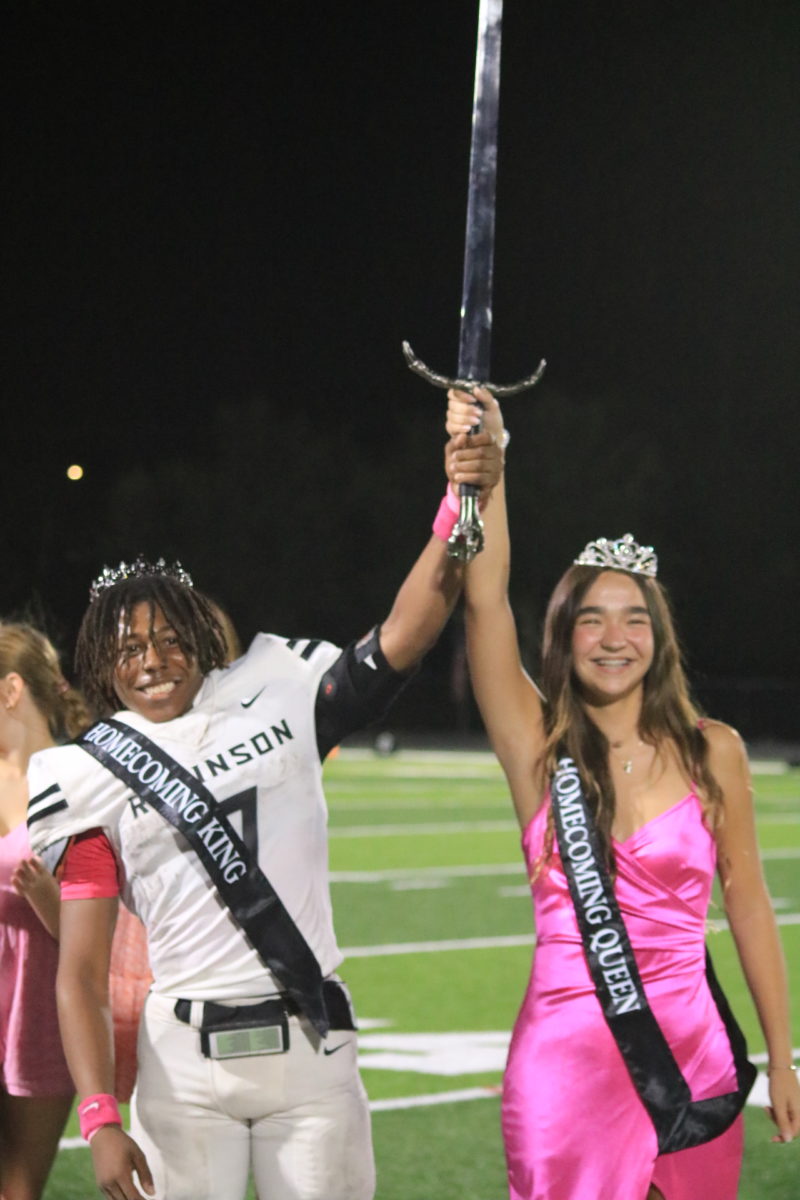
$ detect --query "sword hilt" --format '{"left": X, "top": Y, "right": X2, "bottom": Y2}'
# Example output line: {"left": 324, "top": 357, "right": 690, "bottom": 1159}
{"left": 402, "top": 340, "right": 546, "bottom": 561}
{"left": 448, "top": 489, "right": 484, "bottom": 562}
{"left": 402, "top": 341, "right": 546, "bottom": 398}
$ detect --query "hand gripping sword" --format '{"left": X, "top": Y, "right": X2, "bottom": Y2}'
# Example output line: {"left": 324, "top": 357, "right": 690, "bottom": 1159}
{"left": 404, "top": 0, "right": 545, "bottom": 561}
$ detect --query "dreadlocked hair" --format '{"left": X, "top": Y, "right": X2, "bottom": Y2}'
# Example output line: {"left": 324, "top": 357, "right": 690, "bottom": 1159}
{"left": 0, "top": 622, "right": 92, "bottom": 740}
{"left": 75, "top": 575, "right": 228, "bottom": 715}
{"left": 537, "top": 564, "right": 722, "bottom": 873}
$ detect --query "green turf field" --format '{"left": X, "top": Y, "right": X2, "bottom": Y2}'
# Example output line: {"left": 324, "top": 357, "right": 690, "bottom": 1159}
{"left": 44, "top": 752, "right": 800, "bottom": 1198}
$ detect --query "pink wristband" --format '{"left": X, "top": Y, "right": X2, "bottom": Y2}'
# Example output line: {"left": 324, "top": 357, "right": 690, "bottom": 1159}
{"left": 78, "top": 1093, "right": 123, "bottom": 1142}
{"left": 432, "top": 483, "right": 461, "bottom": 542}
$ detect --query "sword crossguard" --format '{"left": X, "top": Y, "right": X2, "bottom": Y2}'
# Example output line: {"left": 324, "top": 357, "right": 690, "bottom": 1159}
{"left": 402, "top": 341, "right": 546, "bottom": 397}
{"left": 402, "top": 340, "right": 546, "bottom": 561}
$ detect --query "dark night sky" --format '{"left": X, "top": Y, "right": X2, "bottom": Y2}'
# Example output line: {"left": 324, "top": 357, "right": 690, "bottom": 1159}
{"left": 2, "top": 2, "right": 798, "bottom": 737}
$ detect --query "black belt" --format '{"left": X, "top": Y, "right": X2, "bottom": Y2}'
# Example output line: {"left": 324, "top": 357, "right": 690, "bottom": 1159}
{"left": 174, "top": 979, "right": 357, "bottom": 1034}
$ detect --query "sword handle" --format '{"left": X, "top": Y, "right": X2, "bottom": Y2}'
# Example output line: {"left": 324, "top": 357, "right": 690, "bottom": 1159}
{"left": 448, "top": 488, "right": 484, "bottom": 561}
{"left": 401, "top": 341, "right": 546, "bottom": 562}
{"left": 447, "top": 395, "right": 484, "bottom": 561}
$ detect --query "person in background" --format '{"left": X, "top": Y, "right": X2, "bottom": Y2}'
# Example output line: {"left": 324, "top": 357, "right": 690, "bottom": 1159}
{"left": 445, "top": 389, "right": 799, "bottom": 1200}
{"left": 0, "top": 622, "right": 90, "bottom": 1200}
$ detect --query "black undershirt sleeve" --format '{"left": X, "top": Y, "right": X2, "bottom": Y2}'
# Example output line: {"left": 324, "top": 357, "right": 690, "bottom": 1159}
{"left": 314, "top": 626, "right": 417, "bottom": 760}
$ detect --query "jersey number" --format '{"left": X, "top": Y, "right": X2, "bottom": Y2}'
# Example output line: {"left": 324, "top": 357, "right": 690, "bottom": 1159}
{"left": 217, "top": 787, "right": 259, "bottom": 863}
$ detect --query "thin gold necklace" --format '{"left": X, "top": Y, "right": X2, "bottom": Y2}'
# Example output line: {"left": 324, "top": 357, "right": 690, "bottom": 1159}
{"left": 610, "top": 737, "right": 644, "bottom": 774}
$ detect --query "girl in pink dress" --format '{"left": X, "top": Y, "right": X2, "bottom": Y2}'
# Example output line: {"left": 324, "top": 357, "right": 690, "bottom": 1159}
{"left": 0, "top": 623, "right": 90, "bottom": 1199}
{"left": 445, "top": 391, "right": 799, "bottom": 1200}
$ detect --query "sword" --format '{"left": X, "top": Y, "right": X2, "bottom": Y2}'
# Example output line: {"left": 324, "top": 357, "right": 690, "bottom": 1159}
{"left": 404, "top": 0, "right": 545, "bottom": 561}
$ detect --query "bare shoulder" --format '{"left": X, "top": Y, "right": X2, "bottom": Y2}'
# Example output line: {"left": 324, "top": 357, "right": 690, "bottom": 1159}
{"left": 701, "top": 720, "right": 748, "bottom": 773}
{"left": 701, "top": 721, "right": 753, "bottom": 827}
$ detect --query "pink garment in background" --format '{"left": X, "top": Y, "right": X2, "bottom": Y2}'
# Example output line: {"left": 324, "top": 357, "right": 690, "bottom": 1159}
{"left": 503, "top": 792, "right": 744, "bottom": 1200}
{"left": 109, "top": 903, "right": 153, "bottom": 1103}
{"left": 0, "top": 822, "right": 74, "bottom": 1096}
{"left": 60, "top": 827, "right": 153, "bottom": 1103}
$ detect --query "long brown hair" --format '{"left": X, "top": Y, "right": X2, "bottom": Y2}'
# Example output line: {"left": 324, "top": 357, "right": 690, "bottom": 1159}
{"left": 0, "top": 622, "right": 92, "bottom": 740}
{"left": 540, "top": 565, "right": 721, "bottom": 866}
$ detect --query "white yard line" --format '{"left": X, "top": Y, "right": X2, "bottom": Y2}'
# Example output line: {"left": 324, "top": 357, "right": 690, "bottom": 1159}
{"left": 344, "top": 912, "right": 800, "bottom": 958}
{"left": 370, "top": 1086, "right": 500, "bottom": 1112}
{"left": 327, "top": 796, "right": 510, "bottom": 809}
{"left": 59, "top": 1056, "right": 798, "bottom": 1149}
{"left": 329, "top": 817, "right": 799, "bottom": 838}
{"left": 334, "top": 749, "right": 501, "bottom": 764}
{"left": 328, "top": 820, "right": 518, "bottom": 838}
{"left": 342, "top": 934, "right": 536, "bottom": 957}
{"left": 330, "top": 862, "right": 525, "bottom": 882}
{"left": 330, "top": 849, "right": 799, "bottom": 883}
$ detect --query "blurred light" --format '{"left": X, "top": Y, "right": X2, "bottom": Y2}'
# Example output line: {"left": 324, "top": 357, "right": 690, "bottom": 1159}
{"left": 66, "top": 464, "right": 84, "bottom": 481}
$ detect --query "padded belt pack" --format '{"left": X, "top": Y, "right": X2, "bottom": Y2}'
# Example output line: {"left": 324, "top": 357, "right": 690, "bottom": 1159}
{"left": 173, "top": 980, "right": 357, "bottom": 1059}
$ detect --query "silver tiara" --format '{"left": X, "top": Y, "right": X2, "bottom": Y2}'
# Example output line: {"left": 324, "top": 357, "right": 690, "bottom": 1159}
{"left": 89, "top": 556, "right": 194, "bottom": 602}
{"left": 574, "top": 533, "right": 658, "bottom": 578}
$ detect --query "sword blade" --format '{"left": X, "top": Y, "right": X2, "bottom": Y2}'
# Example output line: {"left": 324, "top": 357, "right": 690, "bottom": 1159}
{"left": 458, "top": 0, "right": 503, "bottom": 384}
{"left": 402, "top": 0, "right": 544, "bottom": 562}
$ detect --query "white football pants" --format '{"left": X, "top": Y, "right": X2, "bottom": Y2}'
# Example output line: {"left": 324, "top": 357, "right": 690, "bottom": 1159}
{"left": 129, "top": 991, "right": 375, "bottom": 1200}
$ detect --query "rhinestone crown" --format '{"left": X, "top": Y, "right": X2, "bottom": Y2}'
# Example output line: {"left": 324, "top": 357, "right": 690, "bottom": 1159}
{"left": 89, "top": 556, "right": 194, "bottom": 602}
{"left": 574, "top": 533, "right": 658, "bottom": 578}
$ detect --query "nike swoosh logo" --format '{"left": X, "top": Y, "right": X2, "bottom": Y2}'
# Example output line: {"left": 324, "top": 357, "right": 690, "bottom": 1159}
{"left": 83, "top": 1101, "right": 101, "bottom": 1112}
{"left": 323, "top": 1042, "right": 350, "bottom": 1056}
{"left": 241, "top": 688, "right": 266, "bottom": 708}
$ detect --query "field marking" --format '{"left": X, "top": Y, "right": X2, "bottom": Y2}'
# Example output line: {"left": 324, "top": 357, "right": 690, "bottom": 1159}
{"left": 343, "top": 934, "right": 536, "bottom": 957}
{"left": 328, "top": 765, "right": 505, "bottom": 779}
{"left": 328, "top": 796, "right": 510, "bottom": 810}
{"left": 370, "top": 1086, "right": 500, "bottom": 1112}
{"left": 329, "top": 816, "right": 800, "bottom": 838}
{"left": 331, "top": 849, "right": 800, "bottom": 885}
{"left": 329, "top": 820, "right": 518, "bottom": 838}
{"left": 58, "top": 1048, "right": 798, "bottom": 1149}
{"left": 336, "top": 749, "right": 501, "bottom": 764}
{"left": 345, "top": 912, "right": 800, "bottom": 958}
{"left": 330, "top": 862, "right": 525, "bottom": 883}
{"left": 335, "top": 748, "right": 793, "bottom": 772}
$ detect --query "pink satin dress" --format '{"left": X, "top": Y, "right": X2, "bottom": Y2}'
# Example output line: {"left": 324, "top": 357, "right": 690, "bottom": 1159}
{"left": 503, "top": 792, "right": 744, "bottom": 1200}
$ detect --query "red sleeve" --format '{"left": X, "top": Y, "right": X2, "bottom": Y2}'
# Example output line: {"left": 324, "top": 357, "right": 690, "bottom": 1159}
{"left": 59, "top": 828, "right": 122, "bottom": 899}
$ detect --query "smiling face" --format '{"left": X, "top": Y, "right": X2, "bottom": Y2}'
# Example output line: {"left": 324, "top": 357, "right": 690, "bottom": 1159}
{"left": 570, "top": 571, "right": 654, "bottom": 705}
{"left": 113, "top": 602, "right": 204, "bottom": 722}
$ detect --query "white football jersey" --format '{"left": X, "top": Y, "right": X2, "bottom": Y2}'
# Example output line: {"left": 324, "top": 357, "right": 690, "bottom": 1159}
{"left": 28, "top": 633, "right": 373, "bottom": 1001}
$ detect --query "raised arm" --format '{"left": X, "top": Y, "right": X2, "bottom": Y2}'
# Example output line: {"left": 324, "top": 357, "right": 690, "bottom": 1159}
{"left": 446, "top": 388, "right": 547, "bottom": 825}
{"left": 709, "top": 722, "right": 800, "bottom": 1144}
{"left": 378, "top": 432, "right": 502, "bottom": 674}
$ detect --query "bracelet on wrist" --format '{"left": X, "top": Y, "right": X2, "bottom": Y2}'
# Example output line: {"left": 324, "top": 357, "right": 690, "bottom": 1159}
{"left": 78, "top": 1093, "right": 123, "bottom": 1142}
{"left": 432, "top": 484, "right": 461, "bottom": 543}
{"left": 767, "top": 1065, "right": 797, "bottom": 1072}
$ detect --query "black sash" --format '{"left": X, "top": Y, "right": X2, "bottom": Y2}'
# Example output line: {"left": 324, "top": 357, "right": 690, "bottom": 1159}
{"left": 78, "top": 718, "right": 330, "bottom": 1036}
{"left": 551, "top": 754, "right": 756, "bottom": 1153}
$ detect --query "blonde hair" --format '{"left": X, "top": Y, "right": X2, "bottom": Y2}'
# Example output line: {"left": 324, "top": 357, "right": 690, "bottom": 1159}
{"left": 0, "top": 622, "right": 92, "bottom": 740}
